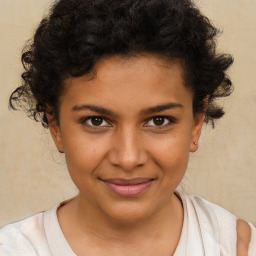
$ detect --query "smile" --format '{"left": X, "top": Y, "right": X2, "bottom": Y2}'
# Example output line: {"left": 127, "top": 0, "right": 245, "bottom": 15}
{"left": 101, "top": 178, "right": 155, "bottom": 197}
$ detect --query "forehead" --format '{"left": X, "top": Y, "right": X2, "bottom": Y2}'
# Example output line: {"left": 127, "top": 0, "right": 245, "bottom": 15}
{"left": 61, "top": 55, "right": 193, "bottom": 111}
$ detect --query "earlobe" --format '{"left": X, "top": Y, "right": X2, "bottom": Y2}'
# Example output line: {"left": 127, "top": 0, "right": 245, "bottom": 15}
{"left": 190, "top": 113, "right": 205, "bottom": 153}
{"left": 46, "top": 113, "right": 64, "bottom": 153}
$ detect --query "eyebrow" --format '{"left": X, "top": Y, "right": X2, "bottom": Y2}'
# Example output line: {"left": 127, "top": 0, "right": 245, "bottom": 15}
{"left": 72, "top": 104, "right": 117, "bottom": 116}
{"left": 140, "top": 102, "right": 183, "bottom": 115}
{"left": 72, "top": 102, "right": 183, "bottom": 116}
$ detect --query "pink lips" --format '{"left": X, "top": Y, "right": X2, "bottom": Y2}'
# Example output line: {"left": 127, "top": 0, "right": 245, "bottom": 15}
{"left": 102, "top": 178, "right": 154, "bottom": 196}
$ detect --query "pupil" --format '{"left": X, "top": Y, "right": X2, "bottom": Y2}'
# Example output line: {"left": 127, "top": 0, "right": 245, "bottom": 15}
{"left": 153, "top": 117, "right": 164, "bottom": 126}
{"left": 92, "top": 117, "right": 103, "bottom": 126}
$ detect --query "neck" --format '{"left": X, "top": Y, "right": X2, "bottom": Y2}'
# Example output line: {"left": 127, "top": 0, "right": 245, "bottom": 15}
{"left": 59, "top": 192, "right": 183, "bottom": 247}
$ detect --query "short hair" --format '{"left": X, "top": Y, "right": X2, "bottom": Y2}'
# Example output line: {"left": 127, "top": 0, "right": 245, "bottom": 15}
{"left": 9, "top": 0, "right": 233, "bottom": 127}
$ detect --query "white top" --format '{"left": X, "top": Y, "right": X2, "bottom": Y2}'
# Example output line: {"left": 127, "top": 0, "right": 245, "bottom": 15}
{"left": 0, "top": 192, "right": 255, "bottom": 256}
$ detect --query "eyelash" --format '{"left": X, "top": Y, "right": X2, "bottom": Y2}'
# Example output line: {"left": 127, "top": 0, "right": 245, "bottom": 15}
{"left": 145, "top": 116, "right": 177, "bottom": 128}
{"left": 80, "top": 115, "right": 177, "bottom": 128}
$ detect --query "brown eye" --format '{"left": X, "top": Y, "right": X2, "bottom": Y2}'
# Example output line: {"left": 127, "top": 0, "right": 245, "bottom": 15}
{"left": 145, "top": 116, "right": 174, "bottom": 128}
{"left": 153, "top": 117, "right": 165, "bottom": 126}
{"left": 83, "top": 116, "right": 111, "bottom": 127}
{"left": 91, "top": 117, "right": 104, "bottom": 126}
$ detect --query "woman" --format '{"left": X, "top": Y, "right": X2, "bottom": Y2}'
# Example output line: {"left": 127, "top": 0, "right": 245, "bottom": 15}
{"left": 0, "top": 0, "right": 255, "bottom": 255}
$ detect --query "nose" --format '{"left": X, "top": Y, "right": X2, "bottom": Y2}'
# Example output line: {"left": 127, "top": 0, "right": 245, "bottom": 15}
{"left": 108, "top": 127, "right": 148, "bottom": 171}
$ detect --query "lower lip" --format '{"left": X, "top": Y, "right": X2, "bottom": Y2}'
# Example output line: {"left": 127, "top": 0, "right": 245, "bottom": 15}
{"left": 103, "top": 180, "right": 154, "bottom": 196}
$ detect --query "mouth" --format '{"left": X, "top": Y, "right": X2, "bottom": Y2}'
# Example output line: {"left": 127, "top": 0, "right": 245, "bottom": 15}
{"left": 100, "top": 178, "right": 155, "bottom": 197}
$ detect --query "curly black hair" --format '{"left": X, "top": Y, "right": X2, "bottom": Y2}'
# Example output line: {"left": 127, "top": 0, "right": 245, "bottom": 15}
{"left": 9, "top": 0, "right": 233, "bottom": 128}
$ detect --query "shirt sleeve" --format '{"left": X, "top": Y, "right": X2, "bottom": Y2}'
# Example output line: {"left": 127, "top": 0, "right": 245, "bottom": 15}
{"left": 0, "top": 244, "right": 18, "bottom": 256}
{"left": 0, "top": 212, "right": 50, "bottom": 256}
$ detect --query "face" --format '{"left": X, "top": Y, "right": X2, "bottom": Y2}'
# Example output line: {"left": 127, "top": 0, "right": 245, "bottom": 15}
{"left": 49, "top": 55, "right": 204, "bottom": 223}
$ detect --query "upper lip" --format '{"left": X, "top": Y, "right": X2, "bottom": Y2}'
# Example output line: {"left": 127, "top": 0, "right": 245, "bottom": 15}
{"left": 101, "top": 178, "right": 155, "bottom": 185}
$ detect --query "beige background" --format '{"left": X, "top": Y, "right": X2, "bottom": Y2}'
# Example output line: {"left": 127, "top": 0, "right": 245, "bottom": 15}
{"left": 0, "top": 0, "right": 256, "bottom": 227}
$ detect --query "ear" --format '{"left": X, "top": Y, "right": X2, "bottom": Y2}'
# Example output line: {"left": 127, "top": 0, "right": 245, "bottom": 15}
{"left": 46, "top": 113, "right": 64, "bottom": 153}
{"left": 189, "top": 113, "right": 205, "bottom": 153}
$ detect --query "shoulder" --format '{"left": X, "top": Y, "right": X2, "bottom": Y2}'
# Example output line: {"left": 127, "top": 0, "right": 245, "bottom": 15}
{"left": 236, "top": 219, "right": 251, "bottom": 256}
{"left": 0, "top": 212, "right": 50, "bottom": 255}
{"left": 181, "top": 192, "right": 256, "bottom": 256}
{"left": 238, "top": 220, "right": 256, "bottom": 256}
{"left": 183, "top": 192, "right": 237, "bottom": 227}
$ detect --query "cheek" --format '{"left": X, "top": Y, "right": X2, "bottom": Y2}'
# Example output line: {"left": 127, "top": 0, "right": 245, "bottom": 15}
{"left": 62, "top": 133, "right": 110, "bottom": 179}
{"left": 148, "top": 132, "right": 191, "bottom": 176}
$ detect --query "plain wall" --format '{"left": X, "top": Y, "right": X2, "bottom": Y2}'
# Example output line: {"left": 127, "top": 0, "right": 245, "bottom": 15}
{"left": 0, "top": 0, "right": 256, "bottom": 227}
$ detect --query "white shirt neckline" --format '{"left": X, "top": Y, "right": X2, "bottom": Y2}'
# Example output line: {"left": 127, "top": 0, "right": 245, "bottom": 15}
{"left": 43, "top": 191, "right": 187, "bottom": 256}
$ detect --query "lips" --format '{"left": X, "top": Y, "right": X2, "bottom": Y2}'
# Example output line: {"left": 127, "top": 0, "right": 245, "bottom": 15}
{"left": 101, "top": 178, "right": 155, "bottom": 196}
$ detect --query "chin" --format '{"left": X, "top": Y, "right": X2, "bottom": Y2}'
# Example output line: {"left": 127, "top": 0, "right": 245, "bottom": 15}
{"left": 100, "top": 200, "right": 161, "bottom": 225}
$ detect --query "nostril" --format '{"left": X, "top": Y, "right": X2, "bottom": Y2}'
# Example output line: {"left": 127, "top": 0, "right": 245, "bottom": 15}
{"left": 108, "top": 151, "right": 148, "bottom": 171}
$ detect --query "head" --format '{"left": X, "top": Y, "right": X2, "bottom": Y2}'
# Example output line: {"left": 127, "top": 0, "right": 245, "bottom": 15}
{"left": 9, "top": 0, "right": 233, "bottom": 222}
{"left": 10, "top": 0, "right": 233, "bottom": 127}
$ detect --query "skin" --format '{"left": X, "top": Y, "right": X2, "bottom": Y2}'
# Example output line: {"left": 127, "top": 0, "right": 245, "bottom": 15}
{"left": 48, "top": 54, "right": 206, "bottom": 255}
{"left": 236, "top": 219, "right": 251, "bottom": 256}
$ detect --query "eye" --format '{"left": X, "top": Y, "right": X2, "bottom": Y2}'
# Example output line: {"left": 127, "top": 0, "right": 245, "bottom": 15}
{"left": 82, "top": 116, "right": 111, "bottom": 127}
{"left": 145, "top": 116, "right": 175, "bottom": 127}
